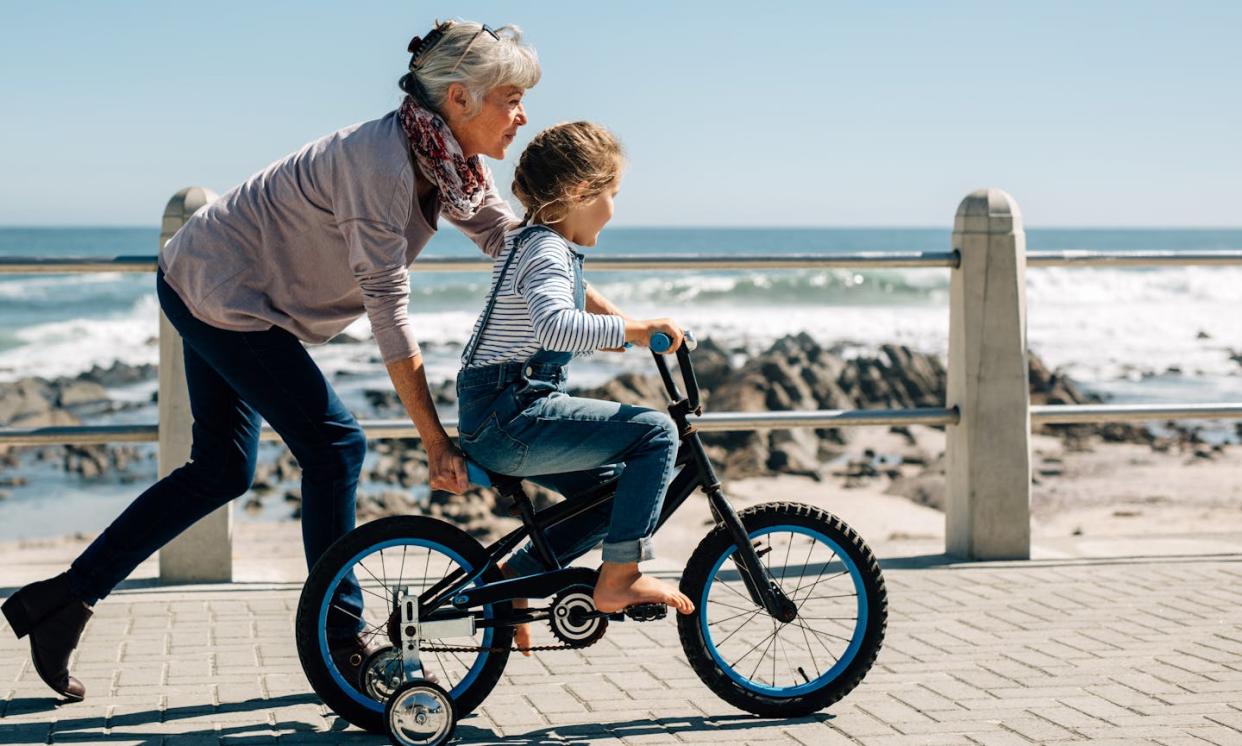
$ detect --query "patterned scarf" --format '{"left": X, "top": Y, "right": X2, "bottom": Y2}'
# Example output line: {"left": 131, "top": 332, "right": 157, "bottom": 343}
{"left": 397, "top": 95, "right": 489, "bottom": 221}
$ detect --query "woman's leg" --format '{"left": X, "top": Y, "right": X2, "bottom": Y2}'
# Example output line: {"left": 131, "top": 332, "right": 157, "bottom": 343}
{"left": 73, "top": 271, "right": 366, "bottom": 634}
{"left": 66, "top": 340, "right": 262, "bottom": 604}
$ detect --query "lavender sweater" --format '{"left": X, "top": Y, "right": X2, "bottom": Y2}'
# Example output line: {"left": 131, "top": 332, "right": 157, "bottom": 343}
{"left": 158, "top": 111, "right": 517, "bottom": 364}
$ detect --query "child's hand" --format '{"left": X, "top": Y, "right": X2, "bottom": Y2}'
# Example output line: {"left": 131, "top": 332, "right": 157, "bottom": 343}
{"left": 623, "top": 318, "right": 684, "bottom": 353}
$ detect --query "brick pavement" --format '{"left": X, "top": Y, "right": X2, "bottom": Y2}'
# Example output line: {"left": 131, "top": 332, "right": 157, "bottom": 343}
{"left": 4, "top": 544, "right": 1242, "bottom": 745}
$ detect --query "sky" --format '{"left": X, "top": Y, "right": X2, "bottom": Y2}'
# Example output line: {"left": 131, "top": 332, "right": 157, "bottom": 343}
{"left": 1, "top": 1, "right": 1239, "bottom": 227}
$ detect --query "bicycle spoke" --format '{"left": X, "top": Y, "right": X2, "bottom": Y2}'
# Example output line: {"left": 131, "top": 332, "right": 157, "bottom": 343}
{"left": 796, "top": 616, "right": 861, "bottom": 622}
{"left": 708, "top": 607, "right": 766, "bottom": 628}
{"left": 352, "top": 583, "right": 392, "bottom": 606}
{"left": 380, "top": 549, "right": 388, "bottom": 593}
{"left": 776, "top": 621, "right": 802, "bottom": 688}
{"left": 446, "top": 646, "right": 473, "bottom": 672}
{"left": 706, "top": 598, "right": 757, "bottom": 613}
{"left": 795, "top": 567, "right": 848, "bottom": 608}
{"left": 790, "top": 619, "right": 840, "bottom": 662}
{"left": 423, "top": 546, "right": 433, "bottom": 588}
{"left": 798, "top": 591, "right": 857, "bottom": 602}
{"left": 357, "top": 560, "right": 394, "bottom": 599}
{"left": 715, "top": 574, "right": 757, "bottom": 604}
{"left": 787, "top": 561, "right": 841, "bottom": 598}
{"left": 430, "top": 647, "right": 453, "bottom": 685}
{"left": 778, "top": 532, "right": 795, "bottom": 586}
{"left": 791, "top": 619, "right": 853, "bottom": 646}
{"left": 797, "top": 614, "right": 819, "bottom": 677}
{"left": 734, "top": 627, "right": 780, "bottom": 677}
{"left": 397, "top": 545, "right": 408, "bottom": 590}
{"left": 712, "top": 606, "right": 766, "bottom": 649}
{"left": 748, "top": 628, "right": 778, "bottom": 684}
{"left": 331, "top": 603, "right": 371, "bottom": 625}
{"left": 768, "top": 618, "right": 778, "bottom": 686}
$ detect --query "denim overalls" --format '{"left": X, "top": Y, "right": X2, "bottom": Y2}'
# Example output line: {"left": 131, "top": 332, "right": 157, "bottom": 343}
{"left": 455, "top": 225, "right": 679, "bottom": 577}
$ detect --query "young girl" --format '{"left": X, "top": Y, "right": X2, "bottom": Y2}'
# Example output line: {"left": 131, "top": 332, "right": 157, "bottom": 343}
{"left": 455, "top": 122, "right": 694, "bottom": 650}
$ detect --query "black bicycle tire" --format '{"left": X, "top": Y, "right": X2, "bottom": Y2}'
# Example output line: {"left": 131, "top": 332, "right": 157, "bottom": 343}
{"left": 677, "top": 501, "right": 887, "bottom": 717}
{"left": 295, "top": 515, "right": 514, "bottom": 733}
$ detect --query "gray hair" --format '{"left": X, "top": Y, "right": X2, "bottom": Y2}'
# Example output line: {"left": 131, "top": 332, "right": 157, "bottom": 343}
{"left": 401, "top": 21, "right": 540, "bottom": 116}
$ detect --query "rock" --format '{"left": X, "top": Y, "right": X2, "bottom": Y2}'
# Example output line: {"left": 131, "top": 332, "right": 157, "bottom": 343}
{"left": 56, "top": 381, "right": 109, "bottom": 408}
{"left": 364, "top": 389, "right": 402, "bottom": 413}
{"left": 767, "top": 429, "right": 822, "bottom": 479}
{"left": 8, "top": 408, "right": 80, "bottom": 429}
{"left": 432, "top": 379, "right": 457, "bottom": 405}
{"left": 74, "top": 361, "right": 157, "bottom": 387}
{"left": 0, "top": 378, "right": 55, "bottom": 426}
{"left": 1196, "top": 330, "right": 1211, "bottom": 340}
{"left": 570, "top": 372, "right": 669, "bottom": 409}
{"left": 686, "top": 337, "right": 732, "bottom": 391}
{"left": 243, "top": 496, "right": 263, "bottom": 514}
{"left": 885, "top": 472, "right": 945, "bottom": 511}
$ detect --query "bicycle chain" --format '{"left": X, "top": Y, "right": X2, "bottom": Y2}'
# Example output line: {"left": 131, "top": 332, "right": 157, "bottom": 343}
{"left": 419, "top": 638, "right": 596, "bottom": 654}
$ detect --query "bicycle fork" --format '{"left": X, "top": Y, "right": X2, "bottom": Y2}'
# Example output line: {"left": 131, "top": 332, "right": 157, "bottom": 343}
{"left": 706, "top": 488, "right": 799, "bottom": 624}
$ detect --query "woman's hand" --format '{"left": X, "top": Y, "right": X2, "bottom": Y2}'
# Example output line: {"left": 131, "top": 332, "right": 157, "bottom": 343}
{"left": 623, "top": 318, "right": 684, "bottom": 353}
{"left": 426, "top": 439, "right": 469, "bottom": 494}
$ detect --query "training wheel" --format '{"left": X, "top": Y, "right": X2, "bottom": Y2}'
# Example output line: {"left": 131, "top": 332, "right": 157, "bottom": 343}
{"left": 385, "top": 679, "right": 456, "bottom": 746}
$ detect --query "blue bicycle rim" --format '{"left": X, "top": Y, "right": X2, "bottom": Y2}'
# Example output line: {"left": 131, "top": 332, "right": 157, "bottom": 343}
{"left": 699, "top": 524, "right": 867, "bottom": 697}
{"left": 317, "top": 537, "right": 495, "bottom": 713}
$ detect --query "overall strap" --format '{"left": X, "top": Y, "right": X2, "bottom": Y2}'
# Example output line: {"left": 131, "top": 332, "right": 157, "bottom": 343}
{"left": 462, "top": 224, "right": 559, "bottom": 368}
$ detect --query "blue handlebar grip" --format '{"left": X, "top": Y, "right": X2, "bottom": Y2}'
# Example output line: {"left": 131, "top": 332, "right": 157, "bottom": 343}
{"left": 649, "top": 332, "right": 672, "bottom": 353}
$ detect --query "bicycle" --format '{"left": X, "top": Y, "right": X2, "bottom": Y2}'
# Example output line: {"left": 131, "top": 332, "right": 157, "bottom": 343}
{"left": 295, "top": 333, "right": 888, "bottom": 745}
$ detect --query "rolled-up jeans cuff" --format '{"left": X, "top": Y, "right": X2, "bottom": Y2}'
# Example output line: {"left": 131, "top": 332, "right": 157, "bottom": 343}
{"left": 601, "top": 536, "right": 654, "bottom": 564}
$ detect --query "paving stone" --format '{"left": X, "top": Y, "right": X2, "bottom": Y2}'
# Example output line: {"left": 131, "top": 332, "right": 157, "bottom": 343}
{"left": 4, "top": 553, "right": 1242, "bottom": 744}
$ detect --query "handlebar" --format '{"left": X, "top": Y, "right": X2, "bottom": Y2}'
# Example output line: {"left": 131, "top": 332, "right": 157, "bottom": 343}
{"left": 651, "top": 330, "right": 701, "bottom": 414}
{"left": 649, "top": 330, "right": 698, "bottom": 354}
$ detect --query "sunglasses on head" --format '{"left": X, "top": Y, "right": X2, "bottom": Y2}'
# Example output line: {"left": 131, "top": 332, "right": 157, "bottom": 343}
{"left": 408, "top": 22, "right": 500, "bottom": 73}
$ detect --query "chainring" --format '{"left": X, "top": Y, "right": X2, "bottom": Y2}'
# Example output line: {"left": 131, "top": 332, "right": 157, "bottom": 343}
{"left": 548, "top": 585, "right": 609, "bottom": 648}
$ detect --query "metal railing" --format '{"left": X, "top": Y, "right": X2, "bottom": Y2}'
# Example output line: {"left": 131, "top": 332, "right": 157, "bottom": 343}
{"left": 2, "top": 186, "right": 1241, "bottom": 575}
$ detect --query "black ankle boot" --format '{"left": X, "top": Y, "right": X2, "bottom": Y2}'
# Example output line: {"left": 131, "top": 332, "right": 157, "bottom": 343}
{"left": 2, "top": 573, "right": 92, "bottom": 701}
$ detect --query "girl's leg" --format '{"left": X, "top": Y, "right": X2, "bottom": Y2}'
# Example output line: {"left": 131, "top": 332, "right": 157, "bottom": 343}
{"left": 502, "top": 395, "right": 693, "bottom": 613}
{"left": 501, "top": 464, "right": 622, "bottom": 579}
{"left": 499, "top": 465, "right": 619, "bottom": 656}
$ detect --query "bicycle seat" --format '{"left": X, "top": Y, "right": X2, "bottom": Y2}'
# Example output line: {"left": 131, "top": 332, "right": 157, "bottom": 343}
{"left": 465, "top": 460, "right": 493, "bottom": 488}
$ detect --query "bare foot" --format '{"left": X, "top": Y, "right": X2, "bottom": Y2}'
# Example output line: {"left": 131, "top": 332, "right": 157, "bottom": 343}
{"left": 593, "top": 561, "right": 695, "bottom": 615}
{"left": 498, "top": 563, "right": 532, "bottom": 656}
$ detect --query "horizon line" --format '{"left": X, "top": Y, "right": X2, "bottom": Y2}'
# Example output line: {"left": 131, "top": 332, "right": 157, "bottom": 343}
{"left": 4, "top": 224, "right": 1242, "bottom": 231}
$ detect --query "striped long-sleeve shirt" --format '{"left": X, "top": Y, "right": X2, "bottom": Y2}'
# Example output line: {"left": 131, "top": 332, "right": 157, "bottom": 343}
{"left": 463, "top": 229, "right": 626, "bottom": 367}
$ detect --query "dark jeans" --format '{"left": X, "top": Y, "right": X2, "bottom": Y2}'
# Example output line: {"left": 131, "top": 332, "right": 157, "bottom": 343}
{"left": 67, "top": 269, "right": 364, "bottom": 636}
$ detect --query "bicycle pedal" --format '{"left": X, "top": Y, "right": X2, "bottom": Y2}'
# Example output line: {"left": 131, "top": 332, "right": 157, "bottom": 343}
{"left": 623, "top": 603, "right": 668, "bottom": 622}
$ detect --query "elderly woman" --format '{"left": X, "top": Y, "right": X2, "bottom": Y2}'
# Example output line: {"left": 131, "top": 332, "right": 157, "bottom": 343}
{"left": 4, "top": 20, "right": 634, "bottom": 703}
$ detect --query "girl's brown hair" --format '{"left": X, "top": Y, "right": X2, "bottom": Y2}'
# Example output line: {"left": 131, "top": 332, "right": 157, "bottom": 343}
{"left": 511, "top": 122, "right": 624, "bottom": 225}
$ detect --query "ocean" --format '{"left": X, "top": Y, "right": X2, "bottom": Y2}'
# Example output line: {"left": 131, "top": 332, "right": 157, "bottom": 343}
{"left": 1, "top": 226, "right": 1240, "bottom": 539}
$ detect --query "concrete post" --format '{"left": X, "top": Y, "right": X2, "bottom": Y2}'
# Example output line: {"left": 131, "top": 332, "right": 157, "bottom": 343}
{"left": 945, "top": 188, "right": 1032, "bottom": 560}
{"left": 157, "top": 187, "right": 230, "bottom": 583}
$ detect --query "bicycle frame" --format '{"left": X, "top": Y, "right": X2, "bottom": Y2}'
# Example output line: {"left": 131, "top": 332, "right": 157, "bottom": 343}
{"left": 418, "top": 345, "right": 798, "bottom": 625}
